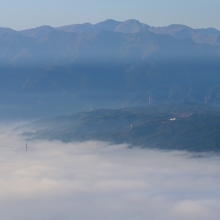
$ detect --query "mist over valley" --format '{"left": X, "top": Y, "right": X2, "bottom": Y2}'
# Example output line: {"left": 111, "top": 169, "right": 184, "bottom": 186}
{"left": 0, "top": 126, "right": 220, "bottom": 220}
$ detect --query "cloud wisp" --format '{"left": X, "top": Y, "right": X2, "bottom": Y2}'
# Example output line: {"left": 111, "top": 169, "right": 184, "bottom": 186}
{"left": 0, "top": 125, "right": 220, "bottom": 220}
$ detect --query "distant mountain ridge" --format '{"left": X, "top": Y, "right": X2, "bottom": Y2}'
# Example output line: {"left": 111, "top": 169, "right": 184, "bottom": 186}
{"left": 1, "top": 19, "right": 220, "bottom": 45}
{"left": 0, "top": 19, "right": 220, "bottom": 119}
{"left": 9, "top": 19, "right": 220, "bottom": 45}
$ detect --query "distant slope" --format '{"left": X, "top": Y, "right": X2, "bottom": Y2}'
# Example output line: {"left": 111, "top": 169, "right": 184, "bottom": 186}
{"left": 114, "top": 19, "right": 150, "bottom": 33}
{"left": 55, "top": 19, "right": 149, "bottom": 34}
{"left": 23, "top": 103, "right": 220, "bottom": 152}
{"left": 20, "top": 25, "right": 57, "bottom": 38}
{"left": 0, "top": 27, "right": 16, "bottom": 33}
{"left": 17, "top": 19, "right": 220, "bottom": 45}
{"left": 149, "top": 24, "right": 220, "bottom": 46}
{"left": 57, "top": 19, "right": 220, "bottom": 45}
{"left": 56, "top": 19, "right": 121, "bottom": 33}
{"left": 0, "top": 30, "right": 219, "bottom": 99}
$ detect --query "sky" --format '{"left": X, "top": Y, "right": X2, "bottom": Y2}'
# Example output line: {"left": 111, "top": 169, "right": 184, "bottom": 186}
{"left": 0, "top": 0, "right": 220, "bottom": 30}
{"left": 0, "top": 125, "right": 220, "bottom": 220}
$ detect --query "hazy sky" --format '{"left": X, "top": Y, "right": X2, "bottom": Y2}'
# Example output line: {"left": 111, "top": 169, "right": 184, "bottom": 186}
{"left": 0, "top": 125, "right": 220, "bottom": 219}
{"left": 0, "top": 0, "right": 219, "bottom": 30}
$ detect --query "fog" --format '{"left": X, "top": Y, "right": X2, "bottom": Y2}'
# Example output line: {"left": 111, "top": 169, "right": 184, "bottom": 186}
{"left": 0, "top": 124, "right": 220, "bottom": 220}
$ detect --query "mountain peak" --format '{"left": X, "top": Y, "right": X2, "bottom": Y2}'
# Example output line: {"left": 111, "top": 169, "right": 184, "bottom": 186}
{"left": 95, "top": 19, "right": 121, "bottom": 31}
{"left": 114, "top": 19, "right": 150, "bottom": 33}
{"left": 19, "top": 25, "right": 56, "bottom": 38}
{"left": 0, "top": 27, "right": 17, "bottom": 33}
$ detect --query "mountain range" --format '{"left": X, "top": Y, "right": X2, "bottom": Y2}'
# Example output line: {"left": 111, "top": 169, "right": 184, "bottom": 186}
{"left": 0, "top": 19, "right": 220, "bottom": 119}
{"left": 9, "top": 19, "right": 220, "bottom": 46}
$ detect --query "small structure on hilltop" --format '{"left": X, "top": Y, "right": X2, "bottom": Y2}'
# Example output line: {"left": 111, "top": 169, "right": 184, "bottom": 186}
{"left": 170, "top": 118, "right": 176, "bottom": 121}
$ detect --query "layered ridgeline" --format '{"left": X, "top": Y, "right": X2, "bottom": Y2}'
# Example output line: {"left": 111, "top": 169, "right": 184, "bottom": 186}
{"left": 18, "top": 19, "right": 220, "bottom": 45}
{"left": 23, "top": 103, "right": 220, "bottom": 152}
{"left": 0, "top": 19, "right": 220, "bottom": 119}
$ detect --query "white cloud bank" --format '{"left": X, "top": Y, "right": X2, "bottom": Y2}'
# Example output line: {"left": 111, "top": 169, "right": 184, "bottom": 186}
{"left": 0, "top": 125, "right": 220, "bottom": 220}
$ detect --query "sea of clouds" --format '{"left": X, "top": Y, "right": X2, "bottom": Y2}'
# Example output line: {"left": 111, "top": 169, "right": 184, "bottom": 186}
{"left": 0, "top": 124, "right": 220, "bottom": 220}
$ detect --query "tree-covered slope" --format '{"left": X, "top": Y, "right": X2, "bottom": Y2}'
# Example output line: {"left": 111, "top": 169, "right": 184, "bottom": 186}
{"left": 23, "top": 103, "right": 220, "bottom": 152}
